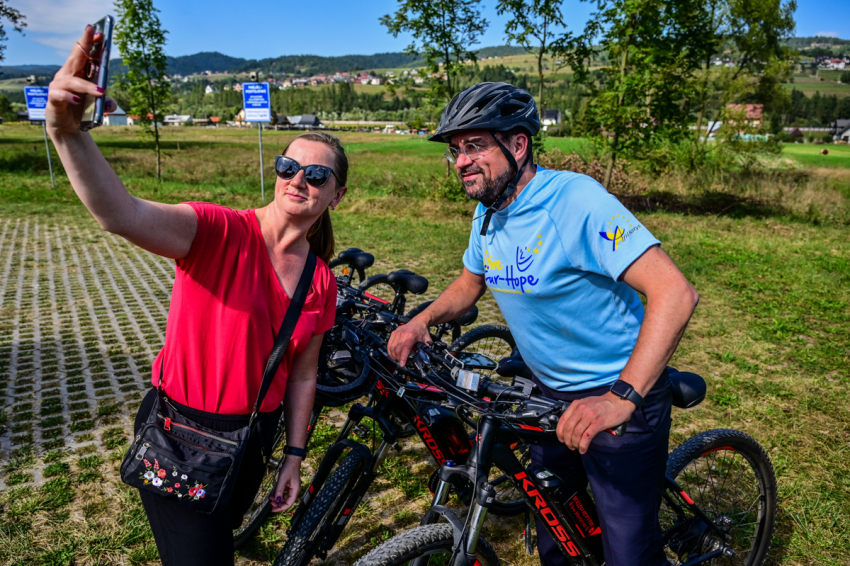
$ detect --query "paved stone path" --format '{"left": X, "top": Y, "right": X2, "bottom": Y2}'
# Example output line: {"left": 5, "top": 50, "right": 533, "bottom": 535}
{"left": 0, "top": 217, "right": 173, "bottom": 489}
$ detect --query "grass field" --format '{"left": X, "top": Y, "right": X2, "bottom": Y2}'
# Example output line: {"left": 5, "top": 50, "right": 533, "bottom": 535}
{"left": 782, "top": 74, "right": 850, "bottom": 98}
{"left": 0, "top": 125, "right": 848, "bottom": 565}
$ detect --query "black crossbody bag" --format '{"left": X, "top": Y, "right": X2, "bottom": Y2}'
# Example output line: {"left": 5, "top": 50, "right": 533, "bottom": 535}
{"left": 120, "top": 252, "right": 316, "bottom": 514}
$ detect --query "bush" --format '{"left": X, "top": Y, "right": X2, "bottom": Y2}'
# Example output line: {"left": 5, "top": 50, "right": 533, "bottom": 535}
{"left": 840, "top": 71, "right": 850, "bottom": 84}
{"left": 822, "top": 133, "right": 834, "bottom": 143}
{"left": 774, "top": 132, "right": 798, "bottom": 143}
{"left": 537, "top": 149, "right": 639, "bottom": 194}
{"left": 430, "top": 174, "right": 469, "bottom": 203}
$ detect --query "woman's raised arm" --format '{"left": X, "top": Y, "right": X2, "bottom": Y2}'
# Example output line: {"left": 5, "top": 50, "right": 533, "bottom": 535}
{"left": 46, "top": 25, "right": 197, "bottom": 260}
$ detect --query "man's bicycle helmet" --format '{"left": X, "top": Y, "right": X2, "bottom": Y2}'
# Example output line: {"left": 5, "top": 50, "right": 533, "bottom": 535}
{"left": 430, "top": 82, "right": 540, "bottom": 235}
{"left": 429, "top": 82, "right": 540, "bottom": 144}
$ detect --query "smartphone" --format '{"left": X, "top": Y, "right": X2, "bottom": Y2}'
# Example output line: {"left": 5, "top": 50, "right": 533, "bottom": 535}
{"left": 80, "top": 16, "right": 114, "bottom": 131}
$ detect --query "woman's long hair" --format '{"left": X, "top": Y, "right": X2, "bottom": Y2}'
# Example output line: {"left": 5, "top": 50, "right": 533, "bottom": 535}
{"left": 281, "top": 132, "right": 348, "bottom": 264}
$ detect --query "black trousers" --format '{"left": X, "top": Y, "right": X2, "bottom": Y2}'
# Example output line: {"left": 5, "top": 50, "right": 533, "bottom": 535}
{"left": 134, "top": 387, "right": 283, "bottom": 566}
{"left": 531, "top": 372, "right": 673, "bottom": 566}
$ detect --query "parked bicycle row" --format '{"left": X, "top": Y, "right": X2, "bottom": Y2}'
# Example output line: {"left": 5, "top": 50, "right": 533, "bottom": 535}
{"left": 232, "top": 247, "right": 778, "bottom": 566}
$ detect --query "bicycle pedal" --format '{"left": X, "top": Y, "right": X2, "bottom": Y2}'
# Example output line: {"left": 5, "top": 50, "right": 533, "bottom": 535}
{"left": 353, "top": 424, "right": 370, "bottom": 438}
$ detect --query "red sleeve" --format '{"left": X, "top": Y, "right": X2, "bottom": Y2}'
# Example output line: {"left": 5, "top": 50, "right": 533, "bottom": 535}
{"left": 315, "top": 262, "right": 337, "bottom": 336}
{"left": 177, "top": 202, "right": 242, "bottom": 274}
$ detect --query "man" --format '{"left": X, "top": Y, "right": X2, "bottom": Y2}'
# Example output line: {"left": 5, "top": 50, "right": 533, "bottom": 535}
{"left": 388, "top": 82, "right": 699, "bottom": 566}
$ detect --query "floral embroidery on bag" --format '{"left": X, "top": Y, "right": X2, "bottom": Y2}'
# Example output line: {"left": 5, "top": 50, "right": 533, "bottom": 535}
{"left": 138, "top": 457, "right": 207, "bottom": 501}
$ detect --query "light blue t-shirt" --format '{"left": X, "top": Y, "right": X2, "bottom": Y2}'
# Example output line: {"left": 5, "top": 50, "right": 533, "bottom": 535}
{"left": 463, "top": 166, "right": 661, "bottom": 392}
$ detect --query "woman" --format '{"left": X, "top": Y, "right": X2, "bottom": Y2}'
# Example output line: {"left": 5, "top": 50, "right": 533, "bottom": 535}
{"left": 46, "top": 26, "right": 346, "bottom": 565}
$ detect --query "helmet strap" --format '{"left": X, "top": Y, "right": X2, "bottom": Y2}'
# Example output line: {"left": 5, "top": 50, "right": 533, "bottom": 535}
{"left": 479, "top": 134, "right": 532, "bottom": 236}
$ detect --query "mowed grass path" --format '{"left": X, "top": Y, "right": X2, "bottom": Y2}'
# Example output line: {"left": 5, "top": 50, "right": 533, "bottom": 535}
{"left": 0, "top": 127, "right": 848, "bottom": 565}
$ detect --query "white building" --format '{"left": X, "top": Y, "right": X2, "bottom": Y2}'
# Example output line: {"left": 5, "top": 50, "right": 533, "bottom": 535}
{"left": 104, "top": 104, "right": 128, "bottom": 126}
{"left": 164, "top": 115, "right": 193, "bottom": 126}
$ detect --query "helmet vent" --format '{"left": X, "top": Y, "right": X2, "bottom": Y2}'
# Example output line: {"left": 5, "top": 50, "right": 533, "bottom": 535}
{"left": 499, "top": 102, "right": 524, "bottom": 116}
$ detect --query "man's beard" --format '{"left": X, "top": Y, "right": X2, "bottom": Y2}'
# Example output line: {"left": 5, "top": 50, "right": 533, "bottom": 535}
{"left": 459, "top": 163, "right": 517, "bottom": 206}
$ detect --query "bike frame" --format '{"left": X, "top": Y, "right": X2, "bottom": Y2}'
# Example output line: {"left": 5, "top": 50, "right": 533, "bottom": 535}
{"left": 290, "top": 372, "right": 473, "bottom": 559}
{"left": 421, "top": 414, "right": 735, "bottom": 566}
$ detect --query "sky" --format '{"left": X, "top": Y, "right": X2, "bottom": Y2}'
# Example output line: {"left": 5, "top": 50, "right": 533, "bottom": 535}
{"left": 4, "top": 0, "right": 849, "bottom": 67}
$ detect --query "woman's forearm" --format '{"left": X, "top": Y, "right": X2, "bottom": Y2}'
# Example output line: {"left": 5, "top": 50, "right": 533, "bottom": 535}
{"left": 50, "top": 129, "right": 139, "bottom": 233}
{"left": 282, "top": 374, "right": 317, "bottom": 450}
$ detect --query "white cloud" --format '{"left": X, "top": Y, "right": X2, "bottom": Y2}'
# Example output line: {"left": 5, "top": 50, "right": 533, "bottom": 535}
{"left": 13, "top": 0, "right": 113, "bottom": 57}
{"left": 815, "top": 31, "right": 839, "bottom": 38}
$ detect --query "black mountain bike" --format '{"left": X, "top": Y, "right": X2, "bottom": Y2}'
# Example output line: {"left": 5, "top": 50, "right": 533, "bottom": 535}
{"left": 234, "top": 249, "right": 519, "bottom": 550}
{"left": 272, "top": 313, "right": 529, "bottom": 566}
{"left": 356, "top": 344, "right": 779, "bottom": 566}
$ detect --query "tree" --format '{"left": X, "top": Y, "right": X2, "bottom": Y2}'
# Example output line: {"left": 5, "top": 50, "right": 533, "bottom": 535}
{"left": 0, "top": 1, "right": 25, "bottom": 63}
{"left": 686, "top": 0, "right": 796, "bottom": 169}
{"left": 496, "top": 0, "right": 569, "bottom": 111}
{"left": 566, "top": 0, "right": 711, "bottom": 187}
{"left": 114, "top": 0, "right": 171, "bottom": 180}
{"left": 380, "top": 0, "right": 488, "bottom": 103}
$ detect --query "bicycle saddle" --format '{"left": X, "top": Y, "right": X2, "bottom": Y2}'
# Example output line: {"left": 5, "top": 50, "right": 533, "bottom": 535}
{"left": 387, "top": 270, "right": 429, "bottom": 295}
{"left": 667, "top": 368, "right": 706, "bottom": 409}
{"left": 496, "top": 354, "right": 534, "bottom": 380}
{"left": 336, "top": 248, "right": 375, "bottom": 271}
{"left": 454, "top": 305, "right": 478, "bottom": 327}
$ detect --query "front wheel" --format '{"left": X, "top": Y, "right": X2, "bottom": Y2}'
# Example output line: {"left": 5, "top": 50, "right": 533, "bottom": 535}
{"left": 354, "top": 523, "right": 500, "bottom": 566}
{"left": 274, "top": 449, "right": 367, "bottom": 566}
{"left": 661, "top": 429, "right": 778, "bottom": 566}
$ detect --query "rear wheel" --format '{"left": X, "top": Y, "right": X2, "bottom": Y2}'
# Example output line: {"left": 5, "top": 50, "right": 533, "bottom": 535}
{"left": 354, "top": 523, "right": 500, "bottom": 566}
{"left": 359, "top": 274, "right": 398, "bottom": 309}
{"left": 232, "top": 413, "right": 286, "bottom": 548}
{"left": 449, "top": 325, "right": 516, "bottom": 382}
{"left": 274, "top": 449, "right": 367, "bottom": 566}
{"left": 661, "top": 429, "right": 778, "bottom": 566}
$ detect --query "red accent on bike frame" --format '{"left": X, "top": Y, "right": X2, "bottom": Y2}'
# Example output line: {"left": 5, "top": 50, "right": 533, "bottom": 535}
{"left": 589, "top": 527, "right": 601, "bottom": 536}
{"left": 164, "top": 418, "right": 171, "bottom": 431}
{"left": 700, "top": 446, "right": 736, "bottom": 456}
{"left": 517, "top": 424, "right": 544, "bottom": 432}
{"left": 414, "top": 416, "right": 446, "bottom": 464}
{"left": 309, "top": 485, "right": 315, "bottom": 495}
{"left": 474, "top": 561, "right": 482, "bottom": 566}
{"left": 411, "top": 382, "right": 445, "bottom": 393}
{"left": 513, "top": 471, "right": 582, "bottom": 557}
{"left": 510, "top": 442, "right": 518, "bottom": 450}
{"left": 575, "top": 525, "right": 586, "bottom": 538}
{"left": 343, "top": 508, "right": 352, "bottom": 515}
{"left": 363, "top": 292, "right": 390, "bottom": 304}
{"left": 680, "top": 491, "right": 695, "bottom": 505}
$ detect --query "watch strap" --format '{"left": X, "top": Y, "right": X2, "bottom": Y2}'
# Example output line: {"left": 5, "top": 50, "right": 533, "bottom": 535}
{"left": 609, "top": 380, "right": 644, "bottom": 408}
{"left": 283, "top": 445, "right": 308, "bottom": 458}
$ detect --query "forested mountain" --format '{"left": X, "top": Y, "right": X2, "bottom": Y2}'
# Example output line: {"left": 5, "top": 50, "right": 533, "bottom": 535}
{"left": 786, "top": 36, "right": 850, "bottom": 49}
{"left": 0, "top": 64, "right": 61, "bottom": 79}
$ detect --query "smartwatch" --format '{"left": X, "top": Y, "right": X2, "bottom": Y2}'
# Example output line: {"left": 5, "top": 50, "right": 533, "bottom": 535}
{"left": 609, "top": 380, "right": 644, "bottom": 408}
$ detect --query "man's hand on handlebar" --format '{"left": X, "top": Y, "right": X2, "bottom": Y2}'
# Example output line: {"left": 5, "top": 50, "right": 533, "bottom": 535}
{"left": 388, "top": 316, "right": 432, "bottom": 366}
{"left": 557, "top": 393, "right": 635, "bottom": 454}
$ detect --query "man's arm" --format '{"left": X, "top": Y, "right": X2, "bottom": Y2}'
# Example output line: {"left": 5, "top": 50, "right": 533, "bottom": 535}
{"left": 557, "top": 245, "right": 699, "bottom": 453}
{"left": 388, "top": 267, "right": 487, "bottom": 365}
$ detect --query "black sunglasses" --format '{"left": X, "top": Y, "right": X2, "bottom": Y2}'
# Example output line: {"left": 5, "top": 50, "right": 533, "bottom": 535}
{"left": 274, "top": 155, "right": 341, "bottom": 188}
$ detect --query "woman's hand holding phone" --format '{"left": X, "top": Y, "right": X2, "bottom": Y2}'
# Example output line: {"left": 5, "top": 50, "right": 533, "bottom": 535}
{"left": 47, "top": 25, "right": 116, "bottom": 137}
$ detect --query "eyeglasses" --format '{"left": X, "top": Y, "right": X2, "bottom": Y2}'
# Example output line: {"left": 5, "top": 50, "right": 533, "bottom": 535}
{"left": 445, "top": 140, "right": 498, "bottom": 164}
{"left": 275, "top": 155, "right": 341, "bottom": 187}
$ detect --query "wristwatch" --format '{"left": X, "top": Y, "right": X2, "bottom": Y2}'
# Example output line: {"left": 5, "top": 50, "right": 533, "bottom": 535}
{"left": 609, "top": 380, "right": 644, "bottom": 408}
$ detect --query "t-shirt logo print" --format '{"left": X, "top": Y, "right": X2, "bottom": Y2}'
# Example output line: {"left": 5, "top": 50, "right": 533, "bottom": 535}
{"left": 599, "top": 214, "right": 635, "bottom": 251}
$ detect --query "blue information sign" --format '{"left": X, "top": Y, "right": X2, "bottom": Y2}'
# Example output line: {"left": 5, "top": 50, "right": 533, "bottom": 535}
{"left": 242, "top": 83, "right": 271, "bottom": 122}
{"left": 24, "top": 86, "right": 49, "bottom": 121}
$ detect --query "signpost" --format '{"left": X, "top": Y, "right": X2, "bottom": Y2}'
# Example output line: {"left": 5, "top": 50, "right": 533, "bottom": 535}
{"left": 242, "top": 82, "right": 272, "bottom": 200}
{"left": 24, "top": 86, "right": 55, "bottom": 188}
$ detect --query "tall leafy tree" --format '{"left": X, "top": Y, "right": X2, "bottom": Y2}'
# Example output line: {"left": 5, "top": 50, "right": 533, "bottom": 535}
{"left": 496, "top": 0, "right": 569, "bottom": 111}
{"left": 114, "top": 0, "right": 171, "bottom": 180}
{"left": 567, "top": 0, "right": 711, "bottom": 187}
{"left": 0, "top": 1, "right": 25, "bottom": 63}
{"left": 687, "top": 0, "right": 796, "bottom": 169}
{"left": 380, "top": 0, "right": 488, "bottom": 103}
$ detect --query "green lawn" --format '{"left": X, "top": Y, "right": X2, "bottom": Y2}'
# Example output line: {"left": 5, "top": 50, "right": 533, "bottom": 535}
{"left": 782, "top": 143, "right": 850, "bottom": 169}
{"left": 0, "top": 125, "right": 848, "bottom": 565}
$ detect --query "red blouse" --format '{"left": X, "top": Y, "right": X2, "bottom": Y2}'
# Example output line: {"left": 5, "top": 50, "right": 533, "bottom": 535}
{"left": 150, "top": 202, "right": 337, "bottom": 414}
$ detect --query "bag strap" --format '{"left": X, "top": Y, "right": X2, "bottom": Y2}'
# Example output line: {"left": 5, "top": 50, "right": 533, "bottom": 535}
{"left": 250, "top": 251, "right": 316, "bottom": 426}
